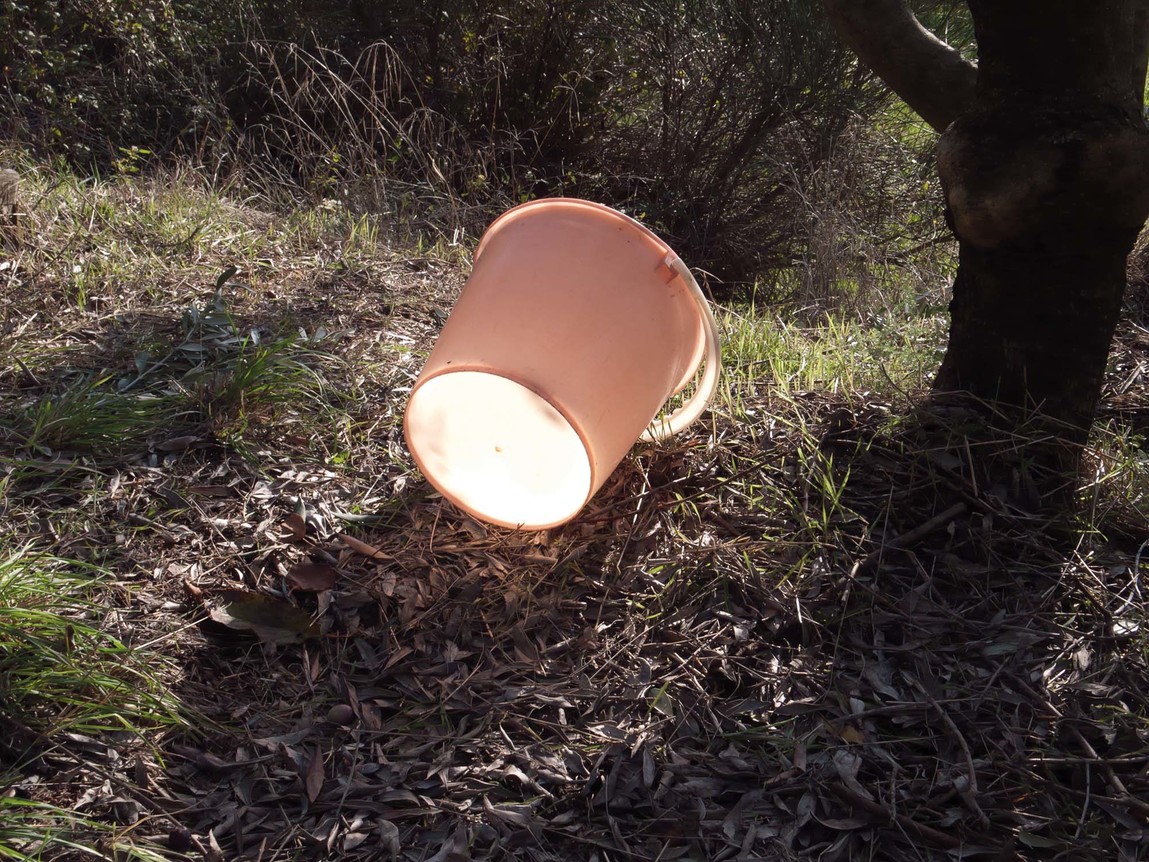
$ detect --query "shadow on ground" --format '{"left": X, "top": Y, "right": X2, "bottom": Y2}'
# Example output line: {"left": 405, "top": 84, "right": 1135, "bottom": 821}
{"left": 2, "top": 269, "right": 1147, "bottom": 861}
{"left": 147, "top": 393, "right": 1149, "bottom": 862}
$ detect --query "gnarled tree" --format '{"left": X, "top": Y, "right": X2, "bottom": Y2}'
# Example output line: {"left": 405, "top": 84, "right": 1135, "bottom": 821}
{"left": 824, "top": 0, "right": 1149, "bottom": 477}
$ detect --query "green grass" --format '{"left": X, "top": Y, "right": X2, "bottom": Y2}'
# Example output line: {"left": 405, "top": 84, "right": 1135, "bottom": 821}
{"left": 716, "top": 304, "right": 948, "bottom": 414}
{"left": 0, "top": 545, "right": 186, "bottom": 861}
{"left": 0, "top": 546, "right": 184, "bottom": 736}
{"left": 1082, "top": 419, "right": 1149, "bottom": 541}
{"left": 2, "top": 380, "right": 185, "bottom": 455}
{"left": 0, "top": 282, "right": 341, "bottom": 458}
{"left": 25, "top": 163, "right": 278, "bottom": 290}
{"left": 0, "top": 335, "right": 330, "bottom": 457}
{"left": 0, "top": 797, "right": 175, "bottom": 861}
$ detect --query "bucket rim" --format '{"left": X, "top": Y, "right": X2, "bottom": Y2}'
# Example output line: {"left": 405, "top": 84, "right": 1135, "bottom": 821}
{"left": 473, "top": 197, "right": 672, "bottom": 264}
{"left": 404, "top": 364, "right": 599, "bottom": 530}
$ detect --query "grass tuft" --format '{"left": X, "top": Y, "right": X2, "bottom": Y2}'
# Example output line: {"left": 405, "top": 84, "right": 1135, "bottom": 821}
{"left": 0, "top": 545, "right": 185, "bottom": 737}
{"left": 0, "top": 545, "right": 186, "bottom": 862}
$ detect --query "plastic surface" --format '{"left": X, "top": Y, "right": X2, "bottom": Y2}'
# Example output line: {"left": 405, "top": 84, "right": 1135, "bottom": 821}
{"left": 404, "top": 198, "right": 721, "bottom": 529}
{"left": 641, "top": 253, "right": 723, "bottom": 442}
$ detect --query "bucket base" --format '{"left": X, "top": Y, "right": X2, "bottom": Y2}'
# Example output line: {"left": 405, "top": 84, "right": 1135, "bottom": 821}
{"left": 405, "top": 371, "right": 592, "bottom": 529}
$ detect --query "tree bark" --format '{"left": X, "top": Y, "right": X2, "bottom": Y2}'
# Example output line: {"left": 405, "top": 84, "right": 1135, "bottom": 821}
{"left": 934, "top": 2, "right": 1149, "bottom": 446}
{"left": 821, "top": 0, "right": 976, "bottom": 132}
{"left": 823, "top": 0, "right": 1149, "bottom": 502}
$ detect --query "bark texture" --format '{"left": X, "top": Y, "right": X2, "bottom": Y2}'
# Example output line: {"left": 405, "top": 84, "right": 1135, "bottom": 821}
{"left": 821, "top": 0, "right": 976, "bottom": 132}
{"left": 824, "top": 0, "right": 1149, "bottom": 499}
{"left": 935, "top": 1, "right": 1149, "bottom": 442}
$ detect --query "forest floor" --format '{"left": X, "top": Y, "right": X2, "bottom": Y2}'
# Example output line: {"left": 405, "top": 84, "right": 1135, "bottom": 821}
{"left": 1, "top": 161, "right": 1149, "bottom": 862}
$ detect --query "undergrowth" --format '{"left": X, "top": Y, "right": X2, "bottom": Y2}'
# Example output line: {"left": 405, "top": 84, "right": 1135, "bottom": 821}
{"left": 0, "top": 155, "right": 1146, "bottom": 861}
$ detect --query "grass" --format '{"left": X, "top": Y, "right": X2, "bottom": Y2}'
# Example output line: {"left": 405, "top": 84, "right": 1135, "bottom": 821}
{"left": 1, "top": 799, "right": 176, "bottom": 862}
{"left": 1081, "top": 418, "right": 1149, "bottom": 543}
{"left": 0, "top": 549, "right": 182, "bottom": 733}
{"left": 717, "top": 303, "right": 946, "bottom": 407}
{"left": 0, "top": 153, "right": 1147, "bottom": 860}
{"left": 0, "top": 546, "right": 187, "bottom": 861}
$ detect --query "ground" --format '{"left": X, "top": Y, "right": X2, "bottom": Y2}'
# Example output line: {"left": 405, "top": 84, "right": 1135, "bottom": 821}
{"left": 1, "top": 165, "right": 1148, "bottom": 861}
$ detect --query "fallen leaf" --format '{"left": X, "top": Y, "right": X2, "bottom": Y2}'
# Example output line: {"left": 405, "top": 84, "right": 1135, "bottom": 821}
{"left": 304, "top": 747, "right": 324, "bottom": 802}
{"left": 1018, "top": 832, "right": 1065, "bottom": 849}
{"left": 833, "top": 749, "right": 873, "bottom": 801}
{"left": 642, "top": 747, "right": 656, "bottom": 787}
{"left": 511, "top": 624, "right": 540, "bottom": 665}
{"left": 817, "top": 817, "right": 868, "bottom": 831}
{"left": 286, "top": 563, "right": 339, "bottom": 592}
{"left": 379, "top": 820, "right": 401, "bottom": 861}
{"left": 793, "top": 740, "right": 807, "bottom": 771}
{"left": 337, "top": 531, "right": 389, "bottom": 560}
{"left": 208, "top": 590, "right": 320, "bottom": 644}
{"left": 215, "top": 264, "right": 239, "bottom": 290}
{"left": 461, "top": 516, "right": 487, "bottom": 540}
{"left": 482, "top": 796, "right": 542, "bottom": 836}
{"left": 649, "top": 687, "right": 676, "bottom": 718}
{"left": 839, "top": 724, "right": 867, "bottom": 744}
{"left": 155, "top": 435, "right": 200, "bottom": 453}
{"left": 587, "top": 722, "right": 628, "bottom": 742}
{"left": 280, "top": 512, "right": 307, "bottom": 540}
{"left": 1112, "top": 618, "right": 1141, "bottom": 637}
{"left": 154, "top": 485, "right": 191, "bottom": 509}
{"left": 189, "top": 484, "right": 236, "bottom": 497}
{"left": 342, "top": 833, "right": 369, "bottom": 851}
{"left": 206, "top": 830, "right": 225, "bottom": 862}
{"left": 425, "top": 822, "right": 472, "bottom": 862}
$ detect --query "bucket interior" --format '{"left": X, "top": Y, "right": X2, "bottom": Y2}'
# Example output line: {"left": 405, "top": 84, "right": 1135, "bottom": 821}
{"left": 405, "top": 371, "right": 592, "bottom": 529}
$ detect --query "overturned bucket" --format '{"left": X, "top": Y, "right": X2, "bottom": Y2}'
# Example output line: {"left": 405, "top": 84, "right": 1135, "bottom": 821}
{"left": 403, "top": 198, "right": 720, "bottom": 530}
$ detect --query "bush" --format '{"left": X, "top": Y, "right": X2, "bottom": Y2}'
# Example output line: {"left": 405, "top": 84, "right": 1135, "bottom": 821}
{"left": 0, "top": 0, "right": 950, "bottom": 296}
{"left": 0, "top": 0, "right": 237, "bottom": 164}
{"left": 226, "top": 0, "right": 897, "bottom": 290}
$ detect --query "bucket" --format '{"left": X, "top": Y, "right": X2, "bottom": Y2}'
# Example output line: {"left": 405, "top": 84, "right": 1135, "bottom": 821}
{"left": 403, "top": 198, "right": 721, "bottom": 530}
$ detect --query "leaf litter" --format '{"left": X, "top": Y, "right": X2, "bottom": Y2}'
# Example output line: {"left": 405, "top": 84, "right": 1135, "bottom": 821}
{"left": 206, "top": 589, "right": 321, "bottom": 644}
{"left": 2, "top": 181, "right": 1149, "bottom": 862}
{"left": 143, "top": 388, "right": 1149, "bottom": 862}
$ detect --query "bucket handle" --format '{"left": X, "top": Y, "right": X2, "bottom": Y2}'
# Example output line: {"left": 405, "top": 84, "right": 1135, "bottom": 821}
{"left": 641, "top": 253, "right": 722, "bottom": 442}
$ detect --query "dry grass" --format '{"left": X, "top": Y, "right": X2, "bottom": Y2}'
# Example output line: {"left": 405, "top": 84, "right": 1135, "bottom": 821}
{"left": 1, "top": 160, "right": 1148, "bottom": 862}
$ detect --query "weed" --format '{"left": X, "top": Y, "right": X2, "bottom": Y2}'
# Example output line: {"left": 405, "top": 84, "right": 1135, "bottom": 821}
{"left": 0, "top": 545, "right": 185, "bottom": 861}
{"left": 1, "top": 379, "right": 184, "bottom": 455}
{"left": 0, "top": 546, "right": 184, "bottom": 735}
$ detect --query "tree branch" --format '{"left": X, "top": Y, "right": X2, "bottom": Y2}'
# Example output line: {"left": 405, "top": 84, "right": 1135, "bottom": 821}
{"left": 822, "top": 0, "right": 977, "bottom": 132}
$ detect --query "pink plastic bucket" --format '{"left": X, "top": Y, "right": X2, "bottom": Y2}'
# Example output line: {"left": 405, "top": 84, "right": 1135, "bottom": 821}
{"left": 404, "top": 198, "right": 720, "bottom": 529}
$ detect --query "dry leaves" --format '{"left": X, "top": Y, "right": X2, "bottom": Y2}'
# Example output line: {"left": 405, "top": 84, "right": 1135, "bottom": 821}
{"left": 286, "top": 563, "right": 339, "bottom": 592}
{"left": 207, "top": 590, "right": 320, "bottom": 644}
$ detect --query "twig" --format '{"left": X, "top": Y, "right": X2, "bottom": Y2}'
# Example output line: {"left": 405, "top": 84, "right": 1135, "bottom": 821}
{"left": 1064, "top": 724, "right": 1140, "bottom": 806}
{"left": 829, "top": 783, "right": 964, "bottom": 850}
{"left": 1015, "top": 679, "right": 1149, "bottom": 821}
{"left": 1131, "top": 538, "right": 1148, "bottom": 603}
{"left": 1031, "top": 754, "right": 1149, "bottom": 766}
{"left": 1056, "top": 786, "right": 1149, "bottom": 825}
{"left": 906, "top": 673, "right": 991, "bottom": 829}
{"left": 851, "top": 502, "right": 967, "bottom": 576}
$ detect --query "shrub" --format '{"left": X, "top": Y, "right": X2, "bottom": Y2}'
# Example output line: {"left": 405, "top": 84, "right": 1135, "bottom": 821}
{"left": 0, "top": 0, "right": 951, "bottom": 296}
{"left": 0, "top": 0, "right": 237, "bottom": 164}
{"left": 227, "top": 0, "right": 895, "bottom": 291}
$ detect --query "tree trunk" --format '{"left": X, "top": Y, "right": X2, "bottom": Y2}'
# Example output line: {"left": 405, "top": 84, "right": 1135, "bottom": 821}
{"left": 934, "top": 2, "right": 1149, "bottom": 449}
